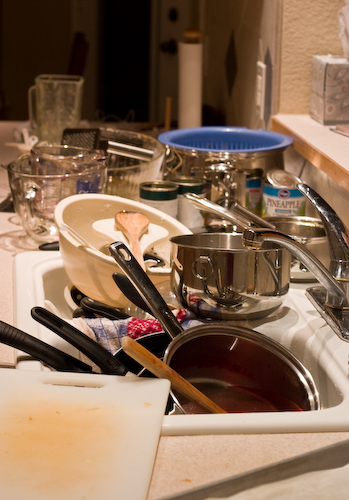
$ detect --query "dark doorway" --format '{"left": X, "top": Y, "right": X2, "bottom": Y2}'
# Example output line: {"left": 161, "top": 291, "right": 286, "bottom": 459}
{"left": 98, "top": 0, "right": 151, "bottom": 122}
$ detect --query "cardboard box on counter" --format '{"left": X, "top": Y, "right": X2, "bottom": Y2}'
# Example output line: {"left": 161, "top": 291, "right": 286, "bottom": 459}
{"left": 310, "top": 55, "right": 349, "bottom": 125}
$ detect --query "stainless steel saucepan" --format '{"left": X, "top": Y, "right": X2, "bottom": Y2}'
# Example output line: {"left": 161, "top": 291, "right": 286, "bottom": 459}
{"left": 170, "top": 232, "right": 290, "bottom": 320}
{"left": 109, "top": 241, "right": 319, "bottom": 414}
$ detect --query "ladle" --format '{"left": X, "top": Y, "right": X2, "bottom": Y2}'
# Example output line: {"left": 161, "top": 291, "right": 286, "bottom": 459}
{"left": 115, "top": 211, "right": 149, "bottom": 270}
{"left": 121, "top": 336, "right": 227, "bottom": 414}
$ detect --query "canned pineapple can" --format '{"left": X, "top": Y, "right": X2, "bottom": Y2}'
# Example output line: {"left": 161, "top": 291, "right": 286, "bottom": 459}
{"left": 262, "top": 170, "right": 305, "bottom": 217}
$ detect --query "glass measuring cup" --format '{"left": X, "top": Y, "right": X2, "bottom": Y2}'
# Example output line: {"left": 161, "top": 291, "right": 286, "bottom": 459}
{"left": 8, "top": 145, "right": 108, "bottom": 243}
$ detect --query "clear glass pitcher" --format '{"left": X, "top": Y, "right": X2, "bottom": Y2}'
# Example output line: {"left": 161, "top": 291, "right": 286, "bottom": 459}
{"left": 28, "top": 74, "right": 84, "bottom": 144}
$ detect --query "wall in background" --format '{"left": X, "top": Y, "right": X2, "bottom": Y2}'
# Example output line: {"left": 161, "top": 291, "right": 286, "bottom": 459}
{"left": 0, "top": 1, "right": 346, "bottom": 128}
{"left": 279, "top": 0, "right": 344, "bottom": 114}
{"left": 99, "top": 0, "right": 151, "bottom": 122}
{"left": 278, "top": 0, "right": 349, "bottom": 227}
{"left": 201, "top": 0, "right": 346, "bottom": 127}
{"left": 202, "top": 0, "right": 282, "bottom": 128}
{"left": 149, "top": 0, "right": 200, "bottom": 125}
{"left": 0, "top": 0, "right": 100, "bottom": 122}
{"left": 1, "top": 0, "right": 72, "bottom": 120}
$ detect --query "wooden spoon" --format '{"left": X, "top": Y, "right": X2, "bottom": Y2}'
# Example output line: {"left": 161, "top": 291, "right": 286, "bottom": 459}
{"left": 121, "top": 336, "right": 227, "bottom": 414}
{"left": 114, "top": 211, "right": 149, "bottom": 270}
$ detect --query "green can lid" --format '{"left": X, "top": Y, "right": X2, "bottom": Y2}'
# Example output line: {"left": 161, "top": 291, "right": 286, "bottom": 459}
{"left": 175, "top": 177, "right": 205, "bottom": 195}
{"left": 140, "top": 181, "right": 178, "bottom": 201}
{"left": 247, "top": 168, "right": 264, "bottom": 179}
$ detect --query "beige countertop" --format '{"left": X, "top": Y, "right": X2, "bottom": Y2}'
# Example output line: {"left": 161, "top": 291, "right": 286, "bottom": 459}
{"left": 271, "top": 114, "right": 349, "bottom": 191}
{"left": 0, "top": 121, "right": 348, "bottom": 500}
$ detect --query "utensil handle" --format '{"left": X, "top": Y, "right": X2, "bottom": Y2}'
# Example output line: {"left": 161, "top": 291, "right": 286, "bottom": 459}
{"left": 0, "top": 320, "right": 93, "bottom": 373}
{"left": 230, "top": 201, "right": 276, "bottom": 229}
{"left": 122, "top": 336, "right": 227, "bottom": 414}
{"left": 30, "top": 307, "right": 127, "bottom": 375}
{"left": 112, "top": 272, "right": 154, "bottom": 316}
{"left": 80, "top": 297, "right": 130, "bottom": 320}
{"left": 184, "top": 193, "right": 250, "bottom": 229}
{"left": 128, "top": 234, "right": 146, "bottom": 270}
{"left": 109, "top": 241, "right": 183, "bottom": 339}
{"left": 184, "top": 193, "right": 276, "bottom": 229}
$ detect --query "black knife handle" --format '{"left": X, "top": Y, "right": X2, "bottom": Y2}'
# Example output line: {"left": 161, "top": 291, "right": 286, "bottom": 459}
{"left": 0, "top": 320, "right": 93, "bottom": 373}
{"left": 31, "top": 307, "right": 127, "bottom": 375}
{"left": 112, "top": 272, "right": 154, "bottom": 316}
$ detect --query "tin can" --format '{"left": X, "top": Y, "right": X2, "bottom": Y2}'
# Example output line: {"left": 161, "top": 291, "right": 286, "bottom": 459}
{"left": 246, "top": 168, "right": 263, "bottom": 215}
{"left": 174, "top": 177, "right": 205, "bottom": 228}
{"left": 139, "top": 181, "right": 178, "bottom": 218}
{"left": 262, "top": 170, "right": 305, "bottom": 217}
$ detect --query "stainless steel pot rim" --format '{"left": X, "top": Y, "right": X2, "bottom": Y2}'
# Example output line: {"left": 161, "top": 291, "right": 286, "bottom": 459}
{"left": 163, "top": 324, "right": 320, "bottom": 411}
{"left": 265, "top": 216, "right": 327, "bottom": 238}
{"left": 167, "top": 147, "right": 288, "bottom": 161}
{"left": 265, "top": 216, "right": 324, "bottom": 227}
{"left": 170, "top": 232, "right": 282, "bottom": 252}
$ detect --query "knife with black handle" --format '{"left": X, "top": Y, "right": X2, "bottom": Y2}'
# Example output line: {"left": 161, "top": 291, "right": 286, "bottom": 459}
{"left": 31, "top": 307, "right": 129, "bottom": 375}
{"left": 0, "top": 320, "right": 94, "bottom": 373}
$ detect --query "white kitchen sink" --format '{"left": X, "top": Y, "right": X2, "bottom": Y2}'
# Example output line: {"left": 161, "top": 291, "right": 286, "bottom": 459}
{"left": 13, "top": 251, "right": 349, "bottom": 435}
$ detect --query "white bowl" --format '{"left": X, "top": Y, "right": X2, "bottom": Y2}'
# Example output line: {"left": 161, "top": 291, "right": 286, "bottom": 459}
{"left": 54, "top": 193, "right": 191, "bottom": 307}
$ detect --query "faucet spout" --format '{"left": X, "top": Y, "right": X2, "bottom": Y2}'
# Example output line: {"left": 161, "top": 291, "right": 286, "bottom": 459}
{"left": 297, "top": 183, "right": 349, "bottom": 279}
{"left": 242, "top": 228, "right": 347, "bottom": 308}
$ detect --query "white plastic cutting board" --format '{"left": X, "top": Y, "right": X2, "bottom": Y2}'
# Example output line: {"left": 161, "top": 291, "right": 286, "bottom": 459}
{"left": 0, "top": 368, "right": 170, "bottom": 500}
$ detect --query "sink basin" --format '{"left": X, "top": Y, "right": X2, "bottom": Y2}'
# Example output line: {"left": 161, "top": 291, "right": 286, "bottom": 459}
{"left": 13, "top": 252, "right": 349, "bottom": 435}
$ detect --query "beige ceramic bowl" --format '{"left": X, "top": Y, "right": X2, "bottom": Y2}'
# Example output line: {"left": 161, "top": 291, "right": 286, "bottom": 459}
{"left": 54, "top": 193, "right": 191, "bottom": 307}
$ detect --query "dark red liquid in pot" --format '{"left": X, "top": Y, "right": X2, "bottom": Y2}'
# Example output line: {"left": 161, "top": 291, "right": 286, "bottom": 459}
{"left": 178, "top": 381, "right": 304, "bottom": 414}
{"left": 168, "top": 333, "right": 311, "bottom": 413}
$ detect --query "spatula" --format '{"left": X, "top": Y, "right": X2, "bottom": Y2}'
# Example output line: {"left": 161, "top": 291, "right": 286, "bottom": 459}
{"left": 114, "top": 211, "right": 150, "bottom": 270}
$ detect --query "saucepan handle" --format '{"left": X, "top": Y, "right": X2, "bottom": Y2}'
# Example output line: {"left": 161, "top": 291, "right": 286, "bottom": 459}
{"left": 109, "top": 241, "right": 184, "bottom": 339}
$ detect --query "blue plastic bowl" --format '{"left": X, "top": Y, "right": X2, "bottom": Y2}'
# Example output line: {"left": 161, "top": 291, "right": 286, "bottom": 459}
{"left": 158, "top": 126, "right": 292, "bottom": 153}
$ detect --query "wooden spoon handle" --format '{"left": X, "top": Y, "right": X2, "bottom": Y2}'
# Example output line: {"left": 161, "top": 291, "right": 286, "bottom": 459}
{"left": 128, "top": 236, "right": 145, "bottom": 271}
{"left": 121, "top": 336, "right": 227, "bottom": 414}
{"left": 114, "top": 211, "right": 149, "bottom": 270}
